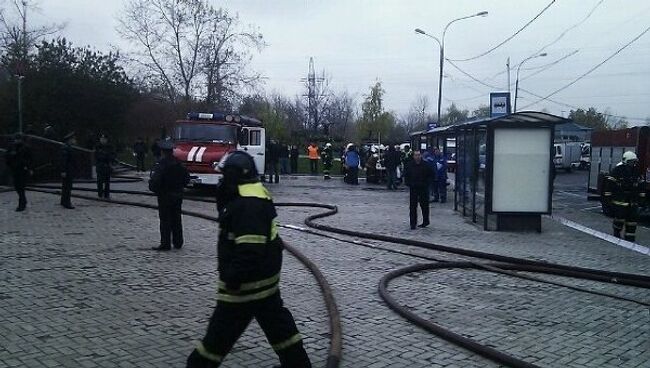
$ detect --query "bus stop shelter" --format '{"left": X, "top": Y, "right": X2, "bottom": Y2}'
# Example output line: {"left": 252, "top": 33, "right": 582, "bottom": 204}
{"left": 451, "top": 111, "right": 569, "bottom": 231}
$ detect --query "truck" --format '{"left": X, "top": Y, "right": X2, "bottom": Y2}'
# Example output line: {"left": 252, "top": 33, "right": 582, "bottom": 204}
{"left": 588, "top": 126, "right": 650, "bottom": 215}
{"left": 172, "top": 112, "right": 265, "bottom": 186}
{"left": 553, "top": 141, "right": 582, "bottom": 172}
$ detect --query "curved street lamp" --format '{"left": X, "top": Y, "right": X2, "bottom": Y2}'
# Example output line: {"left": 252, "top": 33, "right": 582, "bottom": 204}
{"left": 514, "top": 53, "right": 547, "bottom": 112}
{"left": 415, "top": 11, "right": 488, "bottom": 122}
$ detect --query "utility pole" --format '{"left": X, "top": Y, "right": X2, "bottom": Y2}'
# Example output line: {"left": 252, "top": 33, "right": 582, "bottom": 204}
{"left": 506, "top": 57, "right": 511, "bottom": 111}
{"left": 301, "top": 57, "right": 325, "bottom": 134}
{"left": 17, "top": 0, "right": 28, "bottom": 134}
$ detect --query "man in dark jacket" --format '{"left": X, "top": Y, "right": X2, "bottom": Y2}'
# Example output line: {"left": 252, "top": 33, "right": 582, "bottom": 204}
{"left": 279, "top": 143, "right": 290, "bottom": 174}
{"left": 384, "top": 145, "right": 400, "bottom": 190}
{"left": 187, "top": 151, "right": 311, "bottom": 368}
{"left": 133, "top": 137, "right": 147, "bottom": 172}
{"left": 5, "top": 134, "right": 33, "bottom": 211}
{"left": 404, "top": 150, "right": 432, "bottom": 229}
{"left": 151, "top": 138, "right": 162, "bottom": 162}
{"left": 603, "top": 151, "right": 645, "bottom": 242}
{"left": 268, "top": 139, "right": 281, "bottom": 184}
{"left": 148, "top": 139, "right": 190, "bottom": 251}
{"left": 95, "top": 134, "right": 115, "bottom": 199}
{"left": 289, "top": 145, "right": 299, "bottom": 174}
{"left": 60, "top": 132, "right": 77, "bottom": 209}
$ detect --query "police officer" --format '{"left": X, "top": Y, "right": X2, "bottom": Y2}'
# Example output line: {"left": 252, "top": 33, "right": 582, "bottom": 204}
{"left": 5, "top": 134, "right": 33, "bottom": 211}
{"left": 321, "top": 143, "right": 333, "bottom": 180}
{"left": 148, "top": 139, "right": 189, "bottom": 251}
{"left": 187, "top": 151, "right": 311, "bottom": 368}
{"left": 404, "top": 150, "right": 433, "bottom": 230}
{"left": 95, "top": 134, "right": 115, "bottom": 199}
{"left": 60, "top": 132, "right": 76, "bottom": 209}
{"left": 603, "top": 151, "right": 645, "bottom": 242}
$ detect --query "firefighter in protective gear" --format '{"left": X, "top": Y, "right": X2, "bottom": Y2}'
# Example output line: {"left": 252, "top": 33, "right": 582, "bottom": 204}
{"left": 187, "top": 151, "right": 311, "bottom": 368}
{"left": 603, "top": 151, "right": 645, "bottom": 242}
{"left": 321, "top": 143, "right": 333, "bottom": 180}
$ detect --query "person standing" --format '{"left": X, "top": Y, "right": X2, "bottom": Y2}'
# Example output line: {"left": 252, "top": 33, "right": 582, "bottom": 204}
{"left": 384, "top": 144, "right": 400, "bottom": 190}
{"left": 603, "top": 151, "right": 645, "bottom": 242}
{"left": 404, "top": 150, "right": 432, "bottom": 230}
{"left": 133, "top": 137, "right": 147, "bottom": 173}
{"left": 432, "top": 148, "right": 448, "bottom": 203}
{"left": 307, "top": 142, "right": 319, "bottom": 175}
{"left": 268, "top": 139, "right": 281, "bottom": 184}
{"left": 289, "top": 145, "right": 299, "bottom": 174}
{"left": 148, "top": 139, "right": 190, "bottom": 251}
{"left": 344, "top": 144, "right": 360, "bottom": 185}
{"left": 60, "top": 132, "right": 77, "bottom": 209}
{"left": 187, "top": 151, "right": 312, "bottom": 368}
{"left": 95, "top": 134, "right": 115, "bottom": 199}
{"left": 279, "top": 143, "right": 290, "bottom": 175}
{"left": 151, "top": 138, "right": 162, "bottom": 162}
{"left": 321, "top": 143, "right": 333, "bottom": 180}
{"left": 5, "top": 134, "right": 33, "bottom": 211}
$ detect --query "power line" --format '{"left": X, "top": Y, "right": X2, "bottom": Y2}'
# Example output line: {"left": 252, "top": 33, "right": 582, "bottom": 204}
{"left": 531, "top": 0, "right": 605, "bottom": 56}
{"left": 519, "top": 50, "right": 580, "bottom": 82}
{"left": 521, "top": 25, "right": 650, "bottom": 109}
{"left": 449, "top": 0, "right": 557, "bottom": 62}
{"left": 445, "top": 59, "right": 647, "bottom": 121}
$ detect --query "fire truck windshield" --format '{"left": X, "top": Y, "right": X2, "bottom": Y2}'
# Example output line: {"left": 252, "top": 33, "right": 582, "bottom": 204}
{"left": 174, "top": 123, "right": 237, "bottom": 144}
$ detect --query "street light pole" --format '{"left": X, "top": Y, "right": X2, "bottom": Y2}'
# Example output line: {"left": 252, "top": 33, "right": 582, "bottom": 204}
{"left": 17, "top": 75, "right": 24, "bottom": 134}
{"left": 415, "top": 11, "right": 488, "bottom": 123}
{"left": 514, "top": 53, "right": 547, "bottom": 112}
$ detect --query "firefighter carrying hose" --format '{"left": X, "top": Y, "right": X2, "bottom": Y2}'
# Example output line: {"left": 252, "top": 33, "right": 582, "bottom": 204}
{"left": 187, "top": 150, "right": 311, "bottom": 368}
{"left": 603, "top": 151, "right": 646, "bottom": 242}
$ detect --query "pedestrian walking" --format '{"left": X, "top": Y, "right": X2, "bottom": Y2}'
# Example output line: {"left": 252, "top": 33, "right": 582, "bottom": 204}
{"left": 187, "top": 151, "right": 312, "bottom": 368}
{"left": 384, "top": 144, "right": 400, "bottom": 190}
{"left": 344, "top": 143, "right": 360, "bottom": 185}
{"left": 321, "top": 143, "right": 333, "bottom": 180}
{"left": 404, "top": 150, "right": 432, "bottom": 230}
{"left": 95, "top": 134, "right": 115, "bottom": 199}
{"left": 279, "top": 143, "right": 290, "bottom": 175}
{"left": 603, "top": 151, "right": 645, "bottom": 241}
{"left": 432, "top": 148, "right": 448, "bottom": 203}
{"left": 290, "top": 145, "right": 299, "bottom": 174}
{"left": 60, "top": 132, "right": 77, "bottom": 209}
{"left": 148, "top": 139, "right": 190, "bottom": 251}
{"left": 133, "top": 137, "right": 147, "bottom": 172}
{"left": 307, "top": 142, "right": 319, "bottom": 175}
{"left": 5, "top": 134, "right": 32, "bottom": 211}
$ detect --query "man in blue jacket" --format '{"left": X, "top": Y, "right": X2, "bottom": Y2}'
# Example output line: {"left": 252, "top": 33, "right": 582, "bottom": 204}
{"left": 432, "top": 148, "right": 448, "bottom": 203}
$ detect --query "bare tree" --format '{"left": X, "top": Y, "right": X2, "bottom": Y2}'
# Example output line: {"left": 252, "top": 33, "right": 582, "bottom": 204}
{"left": 0, "top": 0, "right": 63, "bottom": 71}
{"left": 118, "top": 0, "right": 263, "bottom": 106}
{"left": 402, "top": 94, "right": 431, "bottom": 134}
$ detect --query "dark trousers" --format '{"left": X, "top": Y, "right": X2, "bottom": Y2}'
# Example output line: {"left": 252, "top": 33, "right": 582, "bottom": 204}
{"left": 346, "top": 167, "right": 359, "bottom": 185}
{"left": 13, "top": 175, "right": 27, "bottom": 209}
{"left": 97, "top": 174, "right": 110, "bottom": 198}
{"left": 432, "top": 179, "right": 447, "bottom": 202}
{"left": 387, "top": 167, "right": 397, "bottom": 189}
{"left": 323, "top": 163, "right": 332, "bottom": 179}
{"left": 136, "top": 154, "right": 145, "bottom": 172}
{"left": 61, "top": 175, "right": 73, "bottom": 206}
{"left": 269, "top": 161, "right": 280, "bottom": 183}
{"left": 280, "top": 158, "right": 290, "bottom": 174}
{"left": 290, "top": 157, "right": 298, "bottom": 174}
{"left": 409, "top": 186, "right": 429, "bottom": 228}
{"left": 188, "top": 292, "right": 311, "bottom": 368}
{"left": 158, "top": 197, "right": 183, "bottom": 248}
{"left": 309, "top": 159, "right": 318, "bottom": 174}
{"left": 613, "top": 203, "right": 639, "bottom": 242}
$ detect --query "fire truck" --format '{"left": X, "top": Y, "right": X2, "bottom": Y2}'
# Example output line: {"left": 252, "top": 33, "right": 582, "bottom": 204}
{"left": 172, "top": 112, "right": 265, "bottom": 186}
{"left": 588, "top": 126, "right": 650, "bottom": 215}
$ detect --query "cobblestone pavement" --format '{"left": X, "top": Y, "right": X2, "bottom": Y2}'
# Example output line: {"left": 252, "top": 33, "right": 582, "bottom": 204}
{"left": 1, "top": 173, "right": 649, "bottom": 367}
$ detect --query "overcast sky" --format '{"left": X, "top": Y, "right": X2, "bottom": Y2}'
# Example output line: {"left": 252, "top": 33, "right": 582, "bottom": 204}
{"left": 34, "top": 0, "right": 650, "bottom": 123}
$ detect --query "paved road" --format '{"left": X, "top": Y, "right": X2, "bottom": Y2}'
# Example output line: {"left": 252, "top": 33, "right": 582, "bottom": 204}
{"left": 1, "top": 173, "right": 648, "bottom": 367}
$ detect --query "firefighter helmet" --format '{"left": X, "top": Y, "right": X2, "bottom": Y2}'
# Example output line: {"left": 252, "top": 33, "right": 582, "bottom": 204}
{"left": 218, "top": 150, "right": 259, "bottom": 184}
{"left": 622, "top": 151, "right": 638, "bottom": 164}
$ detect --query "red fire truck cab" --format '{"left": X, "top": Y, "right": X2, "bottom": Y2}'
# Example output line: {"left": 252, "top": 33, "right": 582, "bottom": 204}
{"left": 172, "top": 112, "right": 265, "bottom": 186}
{"left": 589, "top": 126, "right": 650, "bottom": 215}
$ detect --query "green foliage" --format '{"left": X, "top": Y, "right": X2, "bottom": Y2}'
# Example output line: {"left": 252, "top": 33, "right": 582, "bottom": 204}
{"left": 356, "top": 81, "right": 401, "bottom": 142}
{"left": 0, "top": 38, "right": 137, "bottom": 145}
{"left": 568, "top": 107, "right": 628, "bottom": 131}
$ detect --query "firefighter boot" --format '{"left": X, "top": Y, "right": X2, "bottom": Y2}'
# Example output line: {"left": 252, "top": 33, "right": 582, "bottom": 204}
{"left": 624, "top": 221, "right": 637, "bottom": 242}
{"left": 613, "top": 218, "right": 624, "bottom": 238}
{"left": 186, "top": 349, "right": 220, "bottom": 368}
